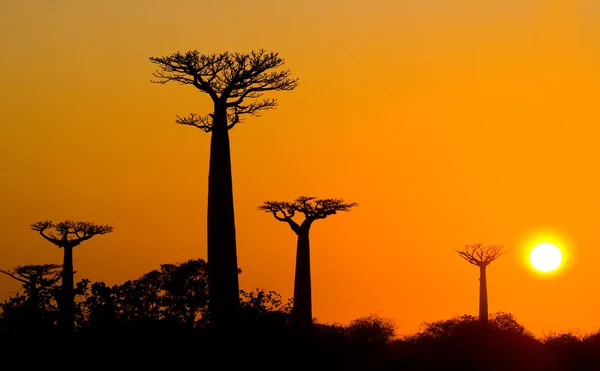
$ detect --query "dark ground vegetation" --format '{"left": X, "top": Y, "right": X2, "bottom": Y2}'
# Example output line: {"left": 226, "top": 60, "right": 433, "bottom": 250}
{"left": 1, "top": 259, "right": 598, "bottom": 371}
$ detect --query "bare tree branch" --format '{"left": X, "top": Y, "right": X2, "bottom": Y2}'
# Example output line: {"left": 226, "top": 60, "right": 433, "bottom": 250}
{"left": 1, "top": 264, "right": 63, "bottom": 287}
{"left": 150, "top": 49, "right": 298, "bottom": 131}
{"left": 456, "top": 243, "right": 505, "bottom": 267}
{"left": 31, "top": 220, "right": 113, "bottom": 248}
{"left": 259, "top": 196, "right": 358, "bottom": 229}
{"left": 258, "top": 201, "right": 300, "bottom": 233}
{"left": 0, "top": 269, "right": 28, "bottom": 284}
{"left": 175, "top": 113, "right": 214, "bottom": 132}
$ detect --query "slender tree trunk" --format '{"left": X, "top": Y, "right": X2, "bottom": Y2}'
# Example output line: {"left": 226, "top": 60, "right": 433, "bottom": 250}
{"left": 61, "top": 246, "right": 75, "bottom": 334}
{"left": 292, "top": 227, "right": 313, "bottom": 332}
{"left": 479, "top": 264, "right": 488, "bottom": 327}
{"left": 29, "top": 284, "right": 39, "bottom": 311}
{"left": 29, "top": 284, "right": 41, "bottom": 321}
{"left": 206, "top": 105, "right": 240, "bottom": 337}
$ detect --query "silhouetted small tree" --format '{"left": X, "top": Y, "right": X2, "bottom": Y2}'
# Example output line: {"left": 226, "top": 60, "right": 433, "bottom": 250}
{"left": 347, "top": 314, "right": 396, "bottom": 346}
{"left": 80, "top": 281, "right": 120, "bottom": 332}
{"left": 0, "top": 264, "right": 62, "bottom": 333}
{"left": 239, "top": 289, "right": 292, "bottom": 347}
{"left": 0, "top": 264, "right": 61, "bottom": 313}
{"left": 258, "top": 196, "right": 357, "bottom": 333}
{"left": 80, "top": 259, "right": 226, "bottom": 331}
{"left": 456, "top": 243, "right": 504, "bottom": 327}
{"left": 31, "top": 220, "right": 113, "bottom": 334}
{"left": 150, "top": 50, "right": 298, "bottom": 337}
{"left": 160, "top": 259, "right": 210, "bottom": 326}
{"left": 240, "top": 289, "right": 292, "bottom": 316}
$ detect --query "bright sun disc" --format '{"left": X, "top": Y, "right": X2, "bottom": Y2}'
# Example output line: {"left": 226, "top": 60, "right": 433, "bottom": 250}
{"left": 529, "top": 242, "right": 563, "bottom": 272}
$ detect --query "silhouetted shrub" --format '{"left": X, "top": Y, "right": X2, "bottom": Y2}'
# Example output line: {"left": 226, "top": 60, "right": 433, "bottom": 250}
{"left": 347, "top": 313, "right": 396, "bottom": 345}
{"left": 395, "top": 313, "right": 554, "bottom": 371}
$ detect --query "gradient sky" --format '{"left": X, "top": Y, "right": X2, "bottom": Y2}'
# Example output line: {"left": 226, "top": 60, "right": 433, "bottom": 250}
{"left": 1, "top": 0, "right": 600, "bottom": 336}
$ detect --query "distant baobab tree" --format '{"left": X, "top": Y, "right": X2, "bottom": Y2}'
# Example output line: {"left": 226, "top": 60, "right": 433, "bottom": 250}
{"left": 456, "top": 243, "right": 505, "bottom": 327}
{"left": 149, "top": 49, "right": 298, "bottom": 334}
{"left": 258, "top": 196, "right": 357, "bottom": 332}
{"left": 0, "top": 264, "right": 62, "bottom": 312}
{"left": 31, "top": 220, "right": 113, "bottom": 334}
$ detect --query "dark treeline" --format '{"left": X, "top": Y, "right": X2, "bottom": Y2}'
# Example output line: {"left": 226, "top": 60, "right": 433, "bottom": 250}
{"left": 1, "top": 259, "right": 598, "bottom": 370}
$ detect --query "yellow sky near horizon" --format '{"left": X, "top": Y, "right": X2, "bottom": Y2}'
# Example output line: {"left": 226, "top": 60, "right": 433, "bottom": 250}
{"left": 1, "top": 0, "right": 600, "bottom": 336}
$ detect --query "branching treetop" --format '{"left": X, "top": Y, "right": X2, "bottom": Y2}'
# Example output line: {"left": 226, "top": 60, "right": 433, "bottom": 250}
{"left": 149, "top": 49, "right": 298, "bottom": 132}
{"left": 31, "top": 220, "right": 113, "bottom": 248}
{"left": 258, "top": 196, "right": 357, "bottom": 232}
{"left": 456, "top": 243, "right": 505, "bottom": 267}
{"left": 0, "top": 264, "right": 62, "bottom": 285}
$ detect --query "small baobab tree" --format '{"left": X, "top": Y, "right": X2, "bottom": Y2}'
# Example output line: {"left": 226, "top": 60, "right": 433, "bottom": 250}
{"left": 150, "top": 49, "right": 298, "bottom": 333}
{"left": 456, "top": 243, "right": 505, "bottom": 326}
{"left": 0, "top": 264, "right": 62, "bottom": 313}
{"left": 258, "top": 196, "right": 357, "bottom": 332}
{"left": 31, "top": 220, "right": 113, "bottom": 334}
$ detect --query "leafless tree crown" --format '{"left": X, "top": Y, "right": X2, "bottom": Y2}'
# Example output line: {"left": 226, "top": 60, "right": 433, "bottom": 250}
{"left": 149, "top": 49, "right": 298, "bottom": 132}
{"left": 31, "top": 220, "right": 113, "bottom": 248}
{"left": 456, "top": 243, "right": 505, "bottom": 267}
{"left": 258, "top": 196, "right": 357, "bottom": 223}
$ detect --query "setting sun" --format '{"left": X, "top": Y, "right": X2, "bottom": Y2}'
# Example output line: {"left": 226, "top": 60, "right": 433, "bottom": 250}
{"left": 529, "top": 242, "right": 563, "bottom": 272}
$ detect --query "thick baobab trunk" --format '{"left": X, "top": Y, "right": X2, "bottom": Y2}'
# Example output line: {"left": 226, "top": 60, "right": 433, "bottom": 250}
{"left": 479, "top": 264, "right": 488, "bottom": 327}
{"left": 292, "top": 227, "right": 313, "bottom": 332}
{"left": 206, "top": 105, "right": 240, "bottom": 334}
{"left": 61, "top": 246, "right": 75, "bottom": 334}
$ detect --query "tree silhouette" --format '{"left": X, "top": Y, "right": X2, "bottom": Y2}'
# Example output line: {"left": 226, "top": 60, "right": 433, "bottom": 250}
{"left": 456, "top": 243, "right": 505, "bottom": 327}
{"left": 160, "top": 259, "right": 210, "bottom": 326}
{"left": 0, "top": 264, "right": 62, "bottom": 331}
{"left": 80, "top": 281, "right": 120, "bottom": 333}
{"left": 150, "top": 49, "right": 298, "bottom": 335}
{"left": 31, "top": 220, "right": 113, "bottom": 334}
{"left": 258, "top": 196, "right": 357, "bottom": 332}
{"left": 75, "top": 259, "right": 240, "bottom": 335}
{"left": 0, "top": 264, "right": 62, "bottom": 312}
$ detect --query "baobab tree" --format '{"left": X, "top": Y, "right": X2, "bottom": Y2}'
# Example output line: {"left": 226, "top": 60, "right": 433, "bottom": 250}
{"left": 31, "top": 220, "right": 113, "bottom": 334}
{"left": 149, "top": 49, "right": 298, "bottom": 332}
{"left": 456, "top": 243, "right": 505, "bottom": 327}
{"left": 258, "top": 196, "right": 357, "bottom": 332}
{"left": 0, "top": 264, "right": 62, "bottom": 313}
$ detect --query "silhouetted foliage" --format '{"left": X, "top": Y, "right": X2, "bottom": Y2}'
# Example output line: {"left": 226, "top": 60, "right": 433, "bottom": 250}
{"left": 0, "top": 264, "right": 62, "bottom": 335}
{"left": 0, "top": 264, "right": 61, "bottom": 309}
{"left": 258, "top": 196, "right": 357, "bottom": 333}
{"left": 0, "top": 259, "right": 288, "bottom": 338}
{"left": 150, "top": 50, "right": 298, "bottom": 339}
{"left": 541, "top": 331, "right": 600, "bottom": 371}
{"left": 347, "top": 314, "right": 396, "bottom": 346}
{"left": 456, "top": 243, "right": 505, "bottom": 327}
{"left": 240, "top": 288, "right": 292, "bottom": 316}
{"left": 395, "top": 313, "right": 555, "bottom": 371}
{"left": 2, "top": 265, "right": 600, "bottom": 371}
{"left": 30, "top": 220, "right": 112, "bottom": 334}
{"left": 77, "top": 258, "right": 213, "bottom": 333}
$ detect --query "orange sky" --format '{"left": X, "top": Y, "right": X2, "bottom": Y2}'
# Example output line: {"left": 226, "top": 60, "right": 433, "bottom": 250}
{"left": 1, "top": 0, "right": 600, "bottom": 336}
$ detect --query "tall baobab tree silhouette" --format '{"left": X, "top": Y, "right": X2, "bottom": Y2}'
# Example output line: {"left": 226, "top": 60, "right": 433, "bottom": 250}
{"left": 258, "top": 196, "right": 357, "bottom": 332}
{"left": 149, "top": 49, "right": 298, "bottom": 334}
{"left": 456, "top": 243, "right": 505, "bottom": 327}
{"left": 31, "top": 220, "right": 113, "bottom": 334}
